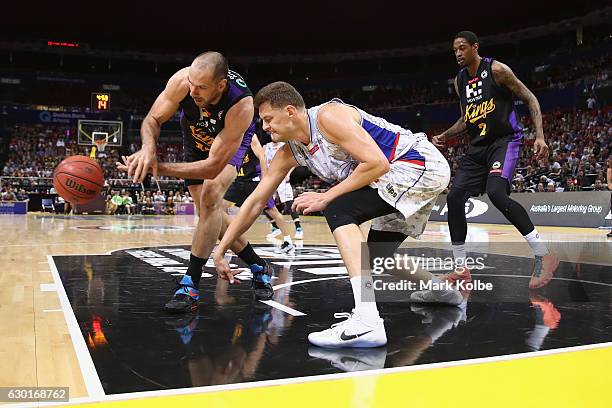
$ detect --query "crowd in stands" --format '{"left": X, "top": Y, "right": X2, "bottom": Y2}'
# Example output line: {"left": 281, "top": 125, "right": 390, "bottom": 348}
{"left": 1, "top": 105, "right": 610, "bottom": 203}
{"left": 436, "top": 107, "right": 611, "bottom": 193}
{"left": 104, "top": 188, "right": 192, "bottom": 216}
{"left": 301, "top": 53, "right": 611, "bottom": 111}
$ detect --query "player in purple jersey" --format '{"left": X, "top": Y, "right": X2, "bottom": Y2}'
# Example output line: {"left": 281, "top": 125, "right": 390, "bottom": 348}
{"left": 119, "top": 52, "right": 273, "bottom": 313}
{"left": 430, "top": 31, "right": 559, "bottom": 292}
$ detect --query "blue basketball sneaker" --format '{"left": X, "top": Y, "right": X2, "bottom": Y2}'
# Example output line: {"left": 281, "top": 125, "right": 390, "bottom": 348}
{"left": 250, "top": 263, "right": 274, "bottom": 300}
{"left": 165, "top": 275, "right": 199, "bottom": 313}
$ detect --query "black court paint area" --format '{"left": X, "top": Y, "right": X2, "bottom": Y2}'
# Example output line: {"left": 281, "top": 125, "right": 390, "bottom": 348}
{"left": 52, "top": 244, "right": 612, "bottom": 395}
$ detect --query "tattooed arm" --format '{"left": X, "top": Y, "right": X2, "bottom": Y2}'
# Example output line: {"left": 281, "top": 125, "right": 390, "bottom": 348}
{"left": 492, "top": 61, "right": 548, "bottom": 160}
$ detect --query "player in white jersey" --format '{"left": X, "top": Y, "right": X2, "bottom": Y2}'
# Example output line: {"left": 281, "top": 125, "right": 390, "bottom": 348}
{"left": 264, "top": 141, "right": 304, "bottom": 239}
{"left": 213, "top": 82, "right": 462, "bottom": 348}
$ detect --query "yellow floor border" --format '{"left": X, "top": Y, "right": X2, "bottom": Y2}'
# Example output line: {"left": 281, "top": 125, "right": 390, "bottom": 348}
{"left": 59, "top": 345, "right": 611, "bottom": 408}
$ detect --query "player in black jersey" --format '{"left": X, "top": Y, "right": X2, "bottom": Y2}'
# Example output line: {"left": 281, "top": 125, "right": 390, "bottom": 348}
{"left": 432, "top": 31, "right": 559, "bottom": 289}
{"left": 119, "top": 52, "right": 273, "bottom": 313}
{"left": 224, "top": 134, "right": 296, "bottom": 254}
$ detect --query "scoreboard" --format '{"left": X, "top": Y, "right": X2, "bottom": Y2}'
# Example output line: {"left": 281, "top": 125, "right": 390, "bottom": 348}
{"left": 91, "top": 92, "right": 110, "bottom": 111}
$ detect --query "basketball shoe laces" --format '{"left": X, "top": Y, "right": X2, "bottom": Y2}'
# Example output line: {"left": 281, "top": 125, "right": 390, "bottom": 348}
{"left": 330, "top": 312, "right": 355, "bottom": 332}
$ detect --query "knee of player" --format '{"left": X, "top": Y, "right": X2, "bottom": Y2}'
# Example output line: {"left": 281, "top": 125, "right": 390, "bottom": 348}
{"left": 447, "top": 187, "right": 469, "bottom": 208}
{"left": 486, "top": 179, "right": 510, "bottom": 207}
{"left": 200, "top": 185, "right": 225, "bottom": 208}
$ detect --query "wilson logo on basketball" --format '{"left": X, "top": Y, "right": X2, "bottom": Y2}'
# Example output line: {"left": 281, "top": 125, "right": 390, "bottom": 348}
{"left": 65, "top": 178, "right": 97, "bottom": 195}
{"left": 464, "top": 98, "right": 496, "bottom": 123}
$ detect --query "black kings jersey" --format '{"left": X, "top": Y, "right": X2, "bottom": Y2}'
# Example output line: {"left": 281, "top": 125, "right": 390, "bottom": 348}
{"left": 180, "top": 70, "right": 255, "bottom": 156}
{"left": 457, "top": 58, "right": 523, "bottom": 145}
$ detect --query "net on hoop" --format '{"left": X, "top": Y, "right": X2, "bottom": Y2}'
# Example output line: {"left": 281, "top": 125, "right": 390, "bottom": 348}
{"left": 94, "top": 138, "right": 108, "bottom": 152}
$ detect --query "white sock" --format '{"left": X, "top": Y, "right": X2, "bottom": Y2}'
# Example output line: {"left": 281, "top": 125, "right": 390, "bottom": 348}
{"left": 350, "top": 276, "right": 379, "bottom": 323}
{"left": 523, "top": 229, "right": 548, "bottom": 256}
{"left": 283, "top": 235, "right": 292, "bottom": 244}
{"left": 452, "top": 244, "right": 467, "bottom": 268}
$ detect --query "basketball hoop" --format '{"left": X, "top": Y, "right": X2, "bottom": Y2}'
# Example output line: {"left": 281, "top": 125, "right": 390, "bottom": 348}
{"left": 95, "top": 139, "right": 108, "bottom": 152}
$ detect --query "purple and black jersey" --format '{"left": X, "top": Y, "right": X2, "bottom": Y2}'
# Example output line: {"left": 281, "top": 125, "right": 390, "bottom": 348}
{"left": 457, "top": 58, "right": 523, "bottom": 146}
{"left": 180, "top": 70, "right": 256, "bottom": 185}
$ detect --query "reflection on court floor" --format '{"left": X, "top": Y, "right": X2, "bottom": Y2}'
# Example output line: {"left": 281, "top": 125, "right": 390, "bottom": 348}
{"left": 52, "top": 244, "right": 612, "bottom": 394}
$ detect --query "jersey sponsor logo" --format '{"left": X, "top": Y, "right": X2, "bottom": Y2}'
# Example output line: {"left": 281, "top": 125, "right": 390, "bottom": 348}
{"left": 308, "top": 143, "right": 320, "bottom": 155}
{"left": 200, "top": 108, "right": 211, "bottom": 119}
{"left": 385, "top": 183, "right": 398, "bottom": 199}
{"left": 481, "top": 70, "right": 488, "bottom": 79}
{"left": 465, "top": 81, "right": 483, "bottom": 99}
{"left": 464, "top": 98, "right": 496, "bottom": 124}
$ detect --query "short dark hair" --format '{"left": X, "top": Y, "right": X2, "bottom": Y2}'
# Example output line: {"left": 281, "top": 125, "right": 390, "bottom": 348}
{"left": 192, "top": 51, "right": 228, "bottom": 82}
{"left": 254, "top": 81, "right": 305, "bottom": 110}
{"left": 454, "top": 31, "right": 479, "bottom": 45}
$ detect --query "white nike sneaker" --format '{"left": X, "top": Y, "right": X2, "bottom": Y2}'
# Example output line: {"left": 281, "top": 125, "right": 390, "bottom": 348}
{"left": 274, "top": 241, "right": 295, "bottom": 254}
{"left": 409, "top": 286, "right": 464, "bottom": 306}
{"left": 266, "top": 228, "right": 282, "bottom": 239}
{"left": 294, "top": 227, "right": 304, "bottom": 240}
{"left": 308, "top": 311, "right": 387, "bottom": 348}
{"left": 308, "top": 345, "right": 387, "bottom": 371}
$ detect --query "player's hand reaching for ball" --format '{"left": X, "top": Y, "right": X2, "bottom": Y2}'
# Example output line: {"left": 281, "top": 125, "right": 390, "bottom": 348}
{"left": 117, "top": 147, "right": 158, "bottom": 183}
{"left": 213, "top": 251, "right": 242, "bottom": 285}
{"left": 533, "top": 139, "right": 549, "bottom": 160}
{"left": 431, "top": 134, "right": 446, "bottom": 147}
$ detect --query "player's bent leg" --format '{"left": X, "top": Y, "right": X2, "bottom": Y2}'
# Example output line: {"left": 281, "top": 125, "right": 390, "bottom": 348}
{"left": 308, "top": 188, "right": 393, "bottom": 348}
{"left": 486, "top": 176, "right": 559, "bottom": 288}
{"left": 446, "top": 187, "right": 471, "bottom": 245}
{"left": 166, "top": 167, "right": 236, "bottom": 313}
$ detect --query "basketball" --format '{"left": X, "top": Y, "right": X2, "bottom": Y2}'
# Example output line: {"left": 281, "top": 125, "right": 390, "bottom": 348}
{"left": 53, "top": 155, "right": 104, "bottom": 204}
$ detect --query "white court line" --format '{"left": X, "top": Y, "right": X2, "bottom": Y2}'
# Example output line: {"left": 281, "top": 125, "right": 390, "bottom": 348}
{"left": 40, "top": 283, "right": 57, "bottom": 292}
{"left": 46, "top": 255, "right": 105, "bottom": 398}
{"left": 43, "top": 309, "right": 63, "bottom": 313}
{"left": 273, "top": 275, "right": 349, "bottom": 291}
{"left": 259, "top": 300, "right": 306, "bottom": 316}
{"left": 1, "top": 241, "right": 151, "bottom": 248}
{"left": 299, "top": 266, "right": 348, "bottom": 275}
{"left": 19, "top": 341, "right": 612, "bottom": 408}
{"left": 272, "top": 260, "right": 343, "bottom": 266}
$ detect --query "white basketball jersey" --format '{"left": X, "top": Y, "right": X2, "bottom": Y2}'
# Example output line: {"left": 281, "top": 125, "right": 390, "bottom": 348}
{"left": 264, "top": 141, "right": 284, "bottom": 167}
{"left": 287, "top": 99, "right": 450, "bottom": 229}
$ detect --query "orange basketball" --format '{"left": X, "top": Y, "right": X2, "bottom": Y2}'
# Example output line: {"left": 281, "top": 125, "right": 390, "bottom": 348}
{"left": 53, "top": 155, "right": 104, "bottom": 204}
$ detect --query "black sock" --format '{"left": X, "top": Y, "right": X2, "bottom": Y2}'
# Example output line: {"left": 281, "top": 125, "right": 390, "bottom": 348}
{"left": 271, "top": 221, "right": 279, "bottom": 229}
{"left": 237, "top": 243, "right": 266, "bottom": 268}
{"left": 294, "top": 220, "right": 301, "bottom": 229}
{"left": 187, "top": 253, "right": 206, "bottom": 287}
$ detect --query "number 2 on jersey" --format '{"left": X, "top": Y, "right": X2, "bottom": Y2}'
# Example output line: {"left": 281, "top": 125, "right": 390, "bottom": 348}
{"left": 478, "top": 123, "right": 487, "bottom": 136}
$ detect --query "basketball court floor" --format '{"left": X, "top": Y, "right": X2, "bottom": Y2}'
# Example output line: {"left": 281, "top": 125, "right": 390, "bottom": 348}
{"left": 1, "top": 213, "right": 611, "bottom": 407}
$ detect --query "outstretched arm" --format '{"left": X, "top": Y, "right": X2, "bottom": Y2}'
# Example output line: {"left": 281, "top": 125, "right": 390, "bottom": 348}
{"left": 214, "top": 145, "right": 298, "bottom": 282}
{"left": 126, "top": 68, "right": 189, "bottom": 182}
{"left": 293, "top": 103, "right": 389, "bottom": 214}
{"left": 156, "top": 97, "right": 254, "bottom": 180}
